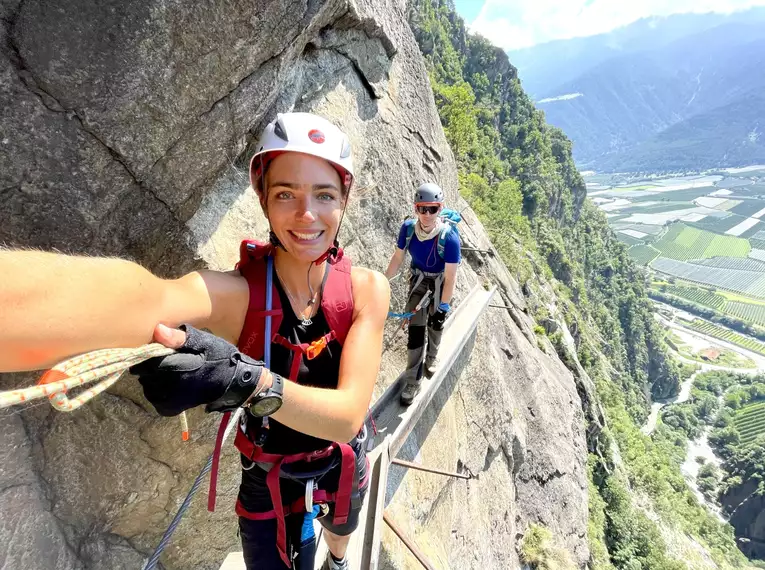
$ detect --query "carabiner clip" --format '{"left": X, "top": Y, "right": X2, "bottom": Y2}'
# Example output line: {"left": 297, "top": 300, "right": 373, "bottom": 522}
{"left": 306, "top": 337, "right": 328, "bottom": 360}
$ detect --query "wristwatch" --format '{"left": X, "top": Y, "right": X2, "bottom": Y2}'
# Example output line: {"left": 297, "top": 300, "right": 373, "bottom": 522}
{"left": 245, "top": 372, "right": 285, "bottom": 417}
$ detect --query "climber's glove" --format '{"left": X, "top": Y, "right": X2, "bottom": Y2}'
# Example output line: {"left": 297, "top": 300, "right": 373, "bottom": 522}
{"left": 429, "top": 303, "right": 450, "bottom": 331}
{"left": 130, "top": 325, "right": 265, "bottom": 417}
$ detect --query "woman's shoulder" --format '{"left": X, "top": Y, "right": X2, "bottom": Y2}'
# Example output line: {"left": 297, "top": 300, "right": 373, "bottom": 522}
{"left": 444, "top": 225, "right": 461, "bottom": 245}
{"left": 350, "top": 266, "right": 389, "bottom": 295}
{"left": 350, "top": 266, "right": 390, "bottom": 317}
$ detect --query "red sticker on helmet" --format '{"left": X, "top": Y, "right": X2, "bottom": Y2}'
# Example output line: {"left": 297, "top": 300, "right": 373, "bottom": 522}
{"left": 308, "top": 129, "right": 325, "bottom": 144}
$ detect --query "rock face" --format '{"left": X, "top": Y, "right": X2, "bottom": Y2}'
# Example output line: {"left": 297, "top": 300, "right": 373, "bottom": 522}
{"left": 0, "top": 0, "right": 589, "bottom": 568}
{"left": 722, "top": 481, "right": 765, "bottom": 559}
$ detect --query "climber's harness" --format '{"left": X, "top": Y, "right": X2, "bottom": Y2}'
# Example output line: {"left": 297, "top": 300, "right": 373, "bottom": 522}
{"left": 234, "top": 418, "right": 370, "bottom": 567}
{"left": 408, "top": 267, "right": 444, "bottom": 316}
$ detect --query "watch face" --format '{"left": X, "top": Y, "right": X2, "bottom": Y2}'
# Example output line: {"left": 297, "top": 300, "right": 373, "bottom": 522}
{"left": 250, "top": 396, "right": 282, "bottom": 417}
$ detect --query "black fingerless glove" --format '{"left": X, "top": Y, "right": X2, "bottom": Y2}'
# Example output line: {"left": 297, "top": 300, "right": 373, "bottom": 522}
{"left": 130, "top": 325, "right": 265, "bottom": 416}
{"left": 429, "top": 309, "right": 447, "bottom": 331}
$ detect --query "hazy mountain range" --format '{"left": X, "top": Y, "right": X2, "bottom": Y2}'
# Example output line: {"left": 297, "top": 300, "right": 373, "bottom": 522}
{"left": 507, "top": 9, "right": 765, "bottom": 173}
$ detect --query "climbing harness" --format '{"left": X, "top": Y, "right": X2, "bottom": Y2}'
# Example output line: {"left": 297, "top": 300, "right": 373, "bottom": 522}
{"left": 206, "top": 240, "right": 367, "bottom": 569}
{"left": 409, "top": 270, "right": 443, "bottom": 312}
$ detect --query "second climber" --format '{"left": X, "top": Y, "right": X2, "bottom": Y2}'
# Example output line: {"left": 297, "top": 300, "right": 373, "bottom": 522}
{"left": 384, "top": 182, "right": 461, "bottom": 406}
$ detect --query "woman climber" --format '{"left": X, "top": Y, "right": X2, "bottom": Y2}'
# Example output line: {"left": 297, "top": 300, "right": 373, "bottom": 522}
{"left": 0, "top": 112, "right": 390, "bottom": 570}
{"left": 383, "top": 183, "right": 460, "bottom": 406}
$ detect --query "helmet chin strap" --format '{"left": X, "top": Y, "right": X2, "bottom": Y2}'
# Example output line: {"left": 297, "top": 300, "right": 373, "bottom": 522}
{"left": 269, "top": 229, "right": 286, "bottom": 251}
{"left": 307, "top": 193, "right": 348, "bottom": 303}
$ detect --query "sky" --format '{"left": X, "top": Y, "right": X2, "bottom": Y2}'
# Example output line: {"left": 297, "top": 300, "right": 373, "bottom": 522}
{"left": 453, "top": 0, "right": 765, "bottom": 50}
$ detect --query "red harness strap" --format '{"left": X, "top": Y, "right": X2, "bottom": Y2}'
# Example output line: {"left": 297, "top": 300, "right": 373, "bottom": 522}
{"left": 235, "top": 492, "right": 335, "bottom": 521}
{"left": 234, "top": 429, "right": 359, "bottom": 567}
{"left": 272, "top": 331, "right": 336, "bottom": 380}
{"left": 207, "top": 411, "right": 232, "bottom": 512}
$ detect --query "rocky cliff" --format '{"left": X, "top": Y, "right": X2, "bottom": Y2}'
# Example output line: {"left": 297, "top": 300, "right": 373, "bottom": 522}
{"left": 0, "top": 1, "right": 589, "bottom": 568}
{"left": 721, "top": 475, "right": 765, "bottom": 560}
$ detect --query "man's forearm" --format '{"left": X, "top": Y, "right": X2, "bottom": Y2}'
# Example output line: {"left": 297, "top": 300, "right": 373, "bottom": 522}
{"left": 0, "top": 250, "right": 176, "bottom": 371}
{"left": 384, "top": 251, "right": 404, "bottom": 279}
{"left": 441, "top": 266, "right": 458, "bottom": 305}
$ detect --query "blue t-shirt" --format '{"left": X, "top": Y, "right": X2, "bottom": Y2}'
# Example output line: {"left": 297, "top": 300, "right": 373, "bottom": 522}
{"left": 397, "top": 221, "right": 461, "bottom": 273}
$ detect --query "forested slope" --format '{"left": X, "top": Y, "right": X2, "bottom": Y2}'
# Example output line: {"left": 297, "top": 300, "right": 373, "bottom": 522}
{"left": 408, "top": 1, "right": 751, "bottom": 568}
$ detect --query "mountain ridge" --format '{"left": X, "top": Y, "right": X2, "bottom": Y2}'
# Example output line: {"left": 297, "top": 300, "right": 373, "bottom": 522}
{"left": 509, "top": 10, "right": 765, "bottom": 172}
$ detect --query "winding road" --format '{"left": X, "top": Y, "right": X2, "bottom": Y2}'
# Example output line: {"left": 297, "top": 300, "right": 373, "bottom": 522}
{"left": 642, "top": 308, "right": 764, "bottom": 520}
{"left": 642, "top": 314, "right": 763, "bottom": 436}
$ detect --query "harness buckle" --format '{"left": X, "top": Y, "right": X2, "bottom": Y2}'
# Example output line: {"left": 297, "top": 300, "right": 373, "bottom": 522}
{"left": 255, "top": 419, "right": 270, "bottom": 448}
{"left": 305, "top": 478, "right": 315, "bottom": 513}
{"left": 306, "top": 337, "right": 328, "bottom": 360}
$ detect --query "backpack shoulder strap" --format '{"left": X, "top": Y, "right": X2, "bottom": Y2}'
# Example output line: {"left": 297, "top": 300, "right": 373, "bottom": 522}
{"left": 321, "top": 255, "right": 354, "bottom": 345}
{"left": 437, "top": 223, "right": 460, "bottom": 260}
{"left": 236, "top": 240, "right": 283, "bottom": 359}
{"left": 403, "top": 219, "right": 416, "bottom": 251}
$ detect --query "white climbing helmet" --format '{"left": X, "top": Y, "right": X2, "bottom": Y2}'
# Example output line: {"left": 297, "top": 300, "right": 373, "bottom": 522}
{"left": 249, "top": 112, "right": 355, "bottom": 193}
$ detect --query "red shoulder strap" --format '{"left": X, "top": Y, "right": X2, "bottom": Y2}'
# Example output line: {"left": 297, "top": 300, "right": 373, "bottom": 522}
{"left": 236, "top": 239, "right": 274, "bottom": 270}
{"left": 236, "top": 240, "right": 282, "bottom": 359}
{"left": 236, "top": 240, "right": 354, "bottom": 354}
{"left": 321, "top": 255, "right": 354, "bottom": 345}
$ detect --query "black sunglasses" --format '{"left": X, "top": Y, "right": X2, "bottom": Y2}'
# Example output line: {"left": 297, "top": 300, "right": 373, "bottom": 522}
{"left": 417, "top": 205, "right": 440, "bottom": 215}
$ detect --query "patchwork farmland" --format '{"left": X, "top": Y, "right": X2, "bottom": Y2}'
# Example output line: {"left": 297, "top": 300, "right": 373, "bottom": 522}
{"left": 590, "top": 168, "right": 765, "bottom": 334}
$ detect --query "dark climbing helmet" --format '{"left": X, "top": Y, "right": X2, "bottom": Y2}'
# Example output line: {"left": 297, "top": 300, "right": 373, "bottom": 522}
{"left": 414, "top": 182, "right": 445, "bottom": 204}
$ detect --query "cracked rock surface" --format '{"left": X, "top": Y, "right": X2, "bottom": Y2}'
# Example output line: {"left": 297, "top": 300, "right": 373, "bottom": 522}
{"left": 0, "top": 0, "right": 589, "bottom": 568}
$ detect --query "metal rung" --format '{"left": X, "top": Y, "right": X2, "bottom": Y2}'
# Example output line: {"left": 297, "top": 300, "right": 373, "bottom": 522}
{"left": 383, "top": 512, "right": 437, "bottom": 570}
{"left": 460, "top": 247, "right": 493, "bottom": 254}
{"left": 391, "top": 458, "right": 472, "bottom": 480}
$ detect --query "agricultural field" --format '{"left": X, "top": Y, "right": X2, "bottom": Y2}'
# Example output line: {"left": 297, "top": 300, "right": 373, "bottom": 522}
{"left": 617, "top": 233, "right": 643, "bottom": 246}
{"left": 593, "top": 171, "right": 765, "bottom": 313}
{"left": 733, "top": 401, "right": 765, "bottom": 445}
{"left": 654, "top": 283, "right": 727, "bottom": 309}
{"left": 630, "top": 187, "right": 718, "bottom": 203}
{"left": 685, "top": 319, "right": 765, "bottom": 356}
{"left": 704, "top": 233, "right": 751, "bottom": 257}
{"left": 652, "top": 224, "right": 750, "bottom": 261}
{"left": 731, "top": 200, "right": 765, "bottom": 217}
{"left": 621, "top": 202, "right": 694, "bottom": 215}
{"left": 651, "top": 278, "right": 765, "bottom": 328}
{"left": 738, "top": 217, "right": 765, "bottom": 235}
{"left": 628, "top": 245, "right": 660, "bottom": 266}
{"left": 688, "top": 214, "right": 743, "bottom": 234}
{"left": 749, "top": 249, "right": 765, "bottom": 262}
{"left": 689, "top": 256, "right": 765, "bottom": 272}
{"left": 652, "top": 258, "right": 765, "bottom": 299}
{"left": 724, "top": 301, "right": 765, "bottom": 327}
{"left": 613, "top": 222, "right": 664, "bottom": 236}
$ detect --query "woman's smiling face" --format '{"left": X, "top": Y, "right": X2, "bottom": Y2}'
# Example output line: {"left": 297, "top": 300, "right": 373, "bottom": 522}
{"left": 262, "top": 152, "right": 346, "bottom": 263}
